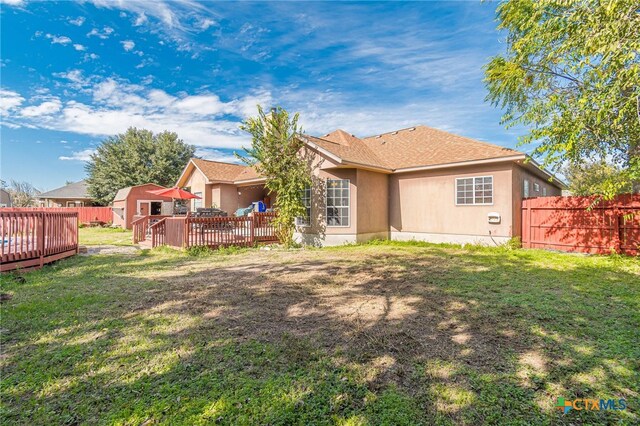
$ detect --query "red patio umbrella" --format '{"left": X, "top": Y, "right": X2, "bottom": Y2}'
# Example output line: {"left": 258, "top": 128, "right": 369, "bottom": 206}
{"left": 147, "top": 187, "right": 201, "bottom": 199}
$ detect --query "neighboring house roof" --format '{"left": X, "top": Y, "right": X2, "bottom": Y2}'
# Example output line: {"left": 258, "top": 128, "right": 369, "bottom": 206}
{"left": 113, "top": 183, "right": 167, "bottom": 201}
{"left": 35, "top": 180, "right": 92, "bottom": 200}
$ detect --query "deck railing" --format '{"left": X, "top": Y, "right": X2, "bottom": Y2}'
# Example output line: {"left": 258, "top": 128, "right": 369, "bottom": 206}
{"left": 1, "top": 211, "right": 78, "bottom": 272}
{"left": 147, "top": 212, "right": 278, "bottom": 249}
{"left": 132, "top": 215, "right": 171, "bottom": 244}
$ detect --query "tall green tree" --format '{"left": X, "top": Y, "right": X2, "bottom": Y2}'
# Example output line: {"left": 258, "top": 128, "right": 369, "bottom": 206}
{"left": 564, "top": 160, "right": 632, "bottom": 196}
{"left": 239, "top": 106, "right": 311, "bottom": 247}
{"left": 86, "top": 128, "right": 195, "bottom": 205}
{"left": 485, "top": 0, "right": 640, "bottom": 197}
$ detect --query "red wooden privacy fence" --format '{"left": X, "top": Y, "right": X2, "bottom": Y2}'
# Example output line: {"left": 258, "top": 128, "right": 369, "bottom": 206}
{"left": 1, "top": 211, "right": 79, "bottom": 272}
{"left": 1, "top": 207, "right": 112, "bottom": 224}
{"left": 134, "top": 212, "right": 279, "bottom": 249}
{"left": 521, "top": 195, "right": 640, "bottom": 255}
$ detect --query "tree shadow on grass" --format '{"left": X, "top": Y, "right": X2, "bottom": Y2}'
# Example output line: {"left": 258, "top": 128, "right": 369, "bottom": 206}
{"left": 1, "top": 246, "right": 638, "bottom": 425}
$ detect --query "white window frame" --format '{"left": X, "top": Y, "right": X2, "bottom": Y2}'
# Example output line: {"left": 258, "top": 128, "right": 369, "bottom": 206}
{"left": 542, "top": 187, "right": 547, "bottom": 196}
{"left": 455, "top": 176, "right": 494, "bottom": 206}
{"left": 326, "top": 179, "right": 350, "bottom": 227}
{"left": 296, "top": 185, "right": 312, "bottom": 227}
{"left": 193, "top": 192, "right": 203, "bottom": 210}
{"left": 533, "top": 182, "right": 540, "bottom": 192}
{"left": 523, "top": 179, "right": 530, "bottom": 198}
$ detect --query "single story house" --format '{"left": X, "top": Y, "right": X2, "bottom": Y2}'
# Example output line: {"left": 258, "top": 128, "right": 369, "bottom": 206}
{"left": 112, "top": 183, "right": 174, "bottom": 229}
{"left": 35, "top": 180, "right": 95, "bottom": 207}
{"left": 176, "top": 125, "right": 564, "bottom": 246}
{"left": 0, "top": 189, "right": 12, "bottom": 207}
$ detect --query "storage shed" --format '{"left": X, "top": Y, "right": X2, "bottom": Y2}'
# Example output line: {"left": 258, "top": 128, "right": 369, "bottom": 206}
{"left": 112, "top": 184, "right": 174, "bottom": 229}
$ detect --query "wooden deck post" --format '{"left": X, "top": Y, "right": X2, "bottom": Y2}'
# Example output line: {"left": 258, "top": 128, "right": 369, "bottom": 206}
{"left": 38, "top": 213, "right": 45, "bottom": 268}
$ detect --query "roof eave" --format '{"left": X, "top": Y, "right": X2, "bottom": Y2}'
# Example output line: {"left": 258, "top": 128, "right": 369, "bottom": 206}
{"left": 300, "top": 135, "right": 344, "bottom": 164}
{"left": 392, "top": 154, "right": 526, "bottom": 173}
{"left": 519, "top": 157, "right": 568, "bottom": 189}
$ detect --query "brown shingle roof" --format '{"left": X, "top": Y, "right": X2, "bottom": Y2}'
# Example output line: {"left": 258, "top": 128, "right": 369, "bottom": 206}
{"left": 361, "top": 126, "right": 522, "bottom": 170}
{"left": 192, "top": 158, "right": 249, "bottom": 182}
{"left": 305, "top": 131, "right": 390, "bottom": 170}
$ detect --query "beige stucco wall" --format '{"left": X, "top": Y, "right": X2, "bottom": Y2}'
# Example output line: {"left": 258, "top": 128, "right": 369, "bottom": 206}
{"left": 182, "top": 168, "right": 211, "bottom": 210}
{"left": 511, "top": 164, "right": 563, "bottom": 236}
{"left": 356, "top": 169, "right": 389, "bottom": 239}
{"left": 389, "top": 162, "right": 515, "bottom": 239}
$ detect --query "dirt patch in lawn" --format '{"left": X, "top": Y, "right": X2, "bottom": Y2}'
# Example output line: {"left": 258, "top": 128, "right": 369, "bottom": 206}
{"left": 127, "top": 249, "right": 526, "bottom": 390}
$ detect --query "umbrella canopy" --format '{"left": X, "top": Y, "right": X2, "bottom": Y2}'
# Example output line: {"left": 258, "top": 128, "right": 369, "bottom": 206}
{"left": 147, "top": 187, "right": 201, "bottom": 200}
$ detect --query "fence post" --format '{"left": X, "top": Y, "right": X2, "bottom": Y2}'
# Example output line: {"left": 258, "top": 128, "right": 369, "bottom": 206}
{"left": 612, "top": 207, "right": 622, "bottom": 254}
{"left": 38, "top": 213, "right": 45, "bottom": 267}
{"left": 183, "top": 217, "right": 188, "bottom": 248}
{"left": 250, "top": 215, "right": 255, "bottom": 245}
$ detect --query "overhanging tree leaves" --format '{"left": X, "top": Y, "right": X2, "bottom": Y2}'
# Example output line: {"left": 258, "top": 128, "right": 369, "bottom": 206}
{"left": 86, "top": 128, "right": 196, "bottom": 205}
{"left": 239, "top": 106, "right": 311, "bottom": 248}
{"left": 484, "top": 0, "right": 640, "bottom": 197}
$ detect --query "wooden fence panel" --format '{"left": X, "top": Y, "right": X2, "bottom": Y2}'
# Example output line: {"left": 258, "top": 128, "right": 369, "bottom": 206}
{"left": 1, "top": 207, "right": 111, "bottom": 224}
{"left": 1, "top": 211, "right": 78, "bottom": 272}
{"left": 521, "top": 195, "right": 640, "bottom": 255}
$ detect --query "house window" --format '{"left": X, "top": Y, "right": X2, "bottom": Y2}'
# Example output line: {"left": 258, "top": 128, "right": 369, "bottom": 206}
{"left": 455, "top": 176, "right": 493, "bottom": 205}
{"left": 534, "top": 182, "right": 540, "bottom": 193}
{"left": 326, "top": 179, "right": 350, "bottom": 227}
{"left": 296, "top": 185, "right": 311, "bottom": 226}
{"left": 193, "top": 192, "right": 202, "bottom": 210}
{"left": 523, "top": 180, "right": 530, "bottom": 198}
{"left": 543, "top": 187, "right": 547, "bottom": 196}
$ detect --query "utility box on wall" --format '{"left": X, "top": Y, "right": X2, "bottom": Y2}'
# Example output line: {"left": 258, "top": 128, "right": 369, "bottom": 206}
{"left": 488, "top": 212, "right": 501, "bottom": 224}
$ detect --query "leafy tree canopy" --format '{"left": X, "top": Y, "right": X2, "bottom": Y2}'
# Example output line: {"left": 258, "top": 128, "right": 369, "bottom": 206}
{"left": 239, "top": 106, "right": 311, "bottom": 247}
{"left": 564, "top": 160, "right": 632, "bottom": 196}
{"left": 85, "top": 128, "right": 195, "bottom": 205}
{"left": 485, "top": 0, "right": 640, "bottom": 197}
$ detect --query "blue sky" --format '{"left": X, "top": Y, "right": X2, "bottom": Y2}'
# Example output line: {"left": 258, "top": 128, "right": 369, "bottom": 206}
{"left": 1, "top": 0, "right": 522, "bottom": 190}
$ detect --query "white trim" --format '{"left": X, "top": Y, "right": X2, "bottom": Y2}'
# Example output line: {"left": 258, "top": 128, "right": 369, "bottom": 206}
{"left": 136, "top": 199, "right": 165, "bottom": 215}
{"left": 296, "top": 185, "right": 312, "bottom": 227}
{"left": 325, "top": 178, "right": 350, "bottom": 228}
{"left": 394, "top": 155, "right": 526, "bottom": 173}
{"left": 455, "top": 175, "right": 494, "bottom": 206}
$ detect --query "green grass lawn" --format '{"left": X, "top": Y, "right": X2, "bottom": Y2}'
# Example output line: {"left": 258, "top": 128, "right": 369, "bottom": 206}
{"left": 1, "top": 242, "right": 638, "bottom": 425}
{"left": 78, "top": 226, "right": 133, "bottom": 246}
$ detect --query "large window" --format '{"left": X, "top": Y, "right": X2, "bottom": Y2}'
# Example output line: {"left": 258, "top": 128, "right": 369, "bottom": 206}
{"left": 456, "top": 176, "right": 493, "bottom": 205}
{"left": 193, "top": 192, "right": 202, "bottom": 209}
{"left": 296, "top": 185, "right": 311, "bottom": 226}
{"left": 326, "top": 179, "right": 350, "bottom": 227}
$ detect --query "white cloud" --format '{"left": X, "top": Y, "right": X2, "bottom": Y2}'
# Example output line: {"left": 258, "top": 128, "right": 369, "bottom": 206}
{"left": 46, "top": 34, "right": 72, "bottom": 45}
{"left": 134, "top": 12, "right": 148, "bottom": 26}
{"left": 87, "top": 26, "right": 114, "bottom": 39}
{"left": 73, "top": 44, "right": 87, "bottom": 51}
{"left": 121, "top": 40, "right": 135, "bottom": 51}
{"left": 0, "top": 0, "right": 25, "bottom": 6}
{"left": 59, "top": 149, "right": 96, "bottom": 162}
{"left": 83, "top": 53, "right": 100, "bottom": 61}
{"left": 195, "top": 148, "right": 241, "bottom": 164}
{"left": 199, "top": 18, "right": 216, "bottom": 30}
{"left": 20, "top": 99, "right": 62, "bottom": 117}
{"left": 0, "top": 76, "right": 270, "bottom": 149}
{"left": 68, "top": 16, "right": 86, "bottom": 26}
{"left": 0, "top": 89, "right": 25, "bottom": 114}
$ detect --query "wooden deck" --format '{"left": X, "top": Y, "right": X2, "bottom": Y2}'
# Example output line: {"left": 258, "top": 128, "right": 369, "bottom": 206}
{"left": 1, "top": 211, "right": 79, "bottom": 272}
{"left": 133, "top": 212, "right": 278, "bottom": 249}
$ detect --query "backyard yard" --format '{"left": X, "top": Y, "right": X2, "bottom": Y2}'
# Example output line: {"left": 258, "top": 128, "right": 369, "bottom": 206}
{"left": 1, "top": 241, "right": 638, "bottom": 425}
